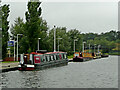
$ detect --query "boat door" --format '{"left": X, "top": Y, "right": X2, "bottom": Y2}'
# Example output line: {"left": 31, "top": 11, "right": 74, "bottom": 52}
{"left": 80, "top": 53, "right": 82, "bottom": 57}
{"left": 24, "top": 55, "right": 27, "bottom": 64}
{"left": 34, "top": 55, "right": 41, "bottom": 64}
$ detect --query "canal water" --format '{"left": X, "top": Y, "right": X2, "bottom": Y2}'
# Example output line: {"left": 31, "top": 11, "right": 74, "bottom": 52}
{"left": 1, "top": 55, "right": 118, "bottom": 88}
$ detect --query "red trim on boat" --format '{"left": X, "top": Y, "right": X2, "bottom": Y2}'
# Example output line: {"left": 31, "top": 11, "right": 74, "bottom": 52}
{"left": 18, "top": 67, "right": 34, "bottom": 71}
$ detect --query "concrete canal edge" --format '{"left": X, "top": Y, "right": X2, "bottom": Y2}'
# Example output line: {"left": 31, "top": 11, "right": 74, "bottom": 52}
{"left": 0, "top": 67, "right": 18, "bottom": 73}
{"left": 0, "top": 62, "right": 19, "bottom": 73}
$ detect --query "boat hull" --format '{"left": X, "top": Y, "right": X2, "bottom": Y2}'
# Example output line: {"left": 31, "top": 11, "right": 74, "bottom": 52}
{"left": 73, "top": 57, "right": 84, "bottom": 62}
{"left": 18, "top": 59, "right": 68, "bottom": 71}
{"left": 101, "top": 55, "right": 109, "bottom": 58}
{"left": 18, "top": 64, "right": 35, "bottom": 71}
{"left": 73, "top": 56, "right": 93, "bottom": 62}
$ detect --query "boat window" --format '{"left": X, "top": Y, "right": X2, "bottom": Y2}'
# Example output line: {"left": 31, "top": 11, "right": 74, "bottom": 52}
{"left": 75, "top": 53, "right": 79, "bottom": 57}
{"left": 52, "top": 55, "right": 55, "bottom": 60}
{"left": 43, "top": 55, "right": 46, "bottom": 62}
{"left": 49, "top": 55, "right": 51, "bottom": 61}
{"left": 54, "top": 55, "right": 56, "bottom": 60}
{"left": 41, "top": 56, "right": 44, "bottom": 62}
{"left": 47, "top": 56, "right": 50, "bottom": 61}
{"left": 62, "top": 54, "right": 64, "bottom": 59}
{"left": 58, "top": 54, "right": 60, "bottom": 60}
{"left": 56, "top": 55, "right": 59, "bottom": 60}
{"left": 45, "top": 56, "right": 48, "bottom": 61}
{"left": 51, "top": 55, "right": 53, "bottom": 61}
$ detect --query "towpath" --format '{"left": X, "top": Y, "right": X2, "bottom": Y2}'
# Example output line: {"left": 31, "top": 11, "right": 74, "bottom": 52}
{"left": 0, "top": 62, "right": 19, "bottom": 72}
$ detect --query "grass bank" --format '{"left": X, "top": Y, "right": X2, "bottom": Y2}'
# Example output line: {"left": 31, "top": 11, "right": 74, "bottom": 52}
{"left": 109, "top": 53, "right": 120, "bottom": 56}
{"left": 2, "top": 61, "right": 19, "bottom": 63}
{"left": 68, "top": 55, "right": 73, "bottom": 59}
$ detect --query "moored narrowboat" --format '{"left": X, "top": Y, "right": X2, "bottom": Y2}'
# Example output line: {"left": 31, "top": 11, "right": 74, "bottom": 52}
{"left": 73, "top": 52, "right": 84, "bottom": 62}
{"left": 73, "top": 52, "right": 93, "bottom": 62}
{"left": 101, "top": 54, "right": 109, "bottom": 58}
{"left": 18, "top": 50, "right": 68, "bottom": 71}
{"left": 93, "top": 52, "right": 102, "bottom": 59}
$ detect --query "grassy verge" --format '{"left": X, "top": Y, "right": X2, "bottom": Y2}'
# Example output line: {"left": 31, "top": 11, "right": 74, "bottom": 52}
{"left": 109, "top": 53, "right": 120, "bottom": 56}
{"left": 2, "top": 61, "right": 19, "bottom": 63}
{"left": 68, "top": 55, "right": 73, "bottom": 59}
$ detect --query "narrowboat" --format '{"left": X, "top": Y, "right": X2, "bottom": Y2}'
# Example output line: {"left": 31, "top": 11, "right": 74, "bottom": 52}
{"left": 73, "top": 52, "right": 94, "bottom": 62}
{"left": 101, "top": 54, "right": 109, "bottom": 58}
{"left": 18, "top": 50, "right": 68, "bottom": 71}
{"left": 93, "top": 52, "right": 102, "bottom": 59}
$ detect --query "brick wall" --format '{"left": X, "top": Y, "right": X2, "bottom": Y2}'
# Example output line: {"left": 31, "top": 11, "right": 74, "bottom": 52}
{"left": 3, "top": 57, "right": 20, "bottom": 61}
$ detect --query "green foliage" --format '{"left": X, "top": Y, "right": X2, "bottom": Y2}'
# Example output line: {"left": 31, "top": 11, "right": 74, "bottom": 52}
{"left": 2, "top": 4, "right": 10, "bottom": 59}
{"left": 24, "top": 1, "right": 48, "bottom": 53}
{"left": 67, "top": 55, "right": 73, "bottom": 59}
{"left": 10, "top": 1, "right": 48, "bottom": 54}
{"left": 0, "top": 30, "right": 1, "bottom": 59}
{"left": 10, "top": 17, "right": 28, "bottom": 54}
{"left": 10, "top": 17, "right": 25, "bottom": 37}
{"left": 67, "top": 29, "right": 82, "bottom": 54}
{"left": 48, "top": 27, "right": 71, "bottom": 52}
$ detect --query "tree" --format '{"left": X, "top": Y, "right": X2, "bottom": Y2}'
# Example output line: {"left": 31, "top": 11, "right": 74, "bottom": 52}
{"left": 10, "top": 17, "right": 25, "bottom": 37}
{"left": 0, "top": 6, "right": 2, "bottom": 59}
{"left": 2, "top": 4, "right": 10, "bottom": 59}
{"left": 48, "top": 27, "right": 70, "bottom": 53}
{"left": 10, "top": 17, "right": 27, "bottom": 54}
{"left": 67, "top": 29, "right": 82, "bottom": 54}
{"left": 25, "top": 1, "right": 48, "bottom": 53}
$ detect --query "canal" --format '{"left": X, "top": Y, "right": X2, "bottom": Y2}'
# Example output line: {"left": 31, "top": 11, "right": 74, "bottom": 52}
{"left": 1, "top": 55, "right": 118, "bottom": 88}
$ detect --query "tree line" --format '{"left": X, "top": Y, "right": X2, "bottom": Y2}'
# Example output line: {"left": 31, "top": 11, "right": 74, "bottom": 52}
{"left": 1, "top": 1, "right": 120, "bottom": 59}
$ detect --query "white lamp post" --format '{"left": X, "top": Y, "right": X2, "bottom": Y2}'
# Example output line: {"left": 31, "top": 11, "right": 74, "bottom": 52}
{"left": 94, "top": 44, "right": 96, "bottom": 53}
{"left": 10, "top": 40, "right": 16, "bottom": 61}
{"left": 98, "top": 45, "right": 100, "bottom": 53}
{"left": 14, "top": 40, "right": 16, "bottom": 61}
{"left": 89, "top": 44, "right": 90, "bottom": 53}
{"left": 57, "top": 38, "right": 62, "bottom": 52}
{"left": 83, "top": 42, "right": 86, "bottom": 52}
{"left": 74, "top": 39, "right": 78, "bottom": 53}
{"left": 38, "top": 38, "right": 41, "bottom": 50}
{"left": 54, "top": 25, "right": 56, "bottom": 52}
{"left": 17, "top": 34, "right": 23, "bottom": 61}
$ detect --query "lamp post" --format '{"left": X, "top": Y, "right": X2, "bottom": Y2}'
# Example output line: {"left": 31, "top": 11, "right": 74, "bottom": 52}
{"left": 10, "top": 40, "right": 16, "bottom": 61}
{"left": 94, "top": 44, "right": 96, "bottom": 53}
{"left": 89, "top": 44, "right": 90, "bottom": 53}
{"left": 57, "top": 38, "right": 62, "bottom": 52}
{"left": 38, "top": 38, "right": 41, "bottom": 50}
{"left": 14, "top": 40, "right": 16, "bottom": 61}
{"left": 98, "top": 45, "right": 100, "bottom": 53}
{"left": 83, "top": 42, "right": 86, "bottom": 52}
{"left": 74, "top": 39, "right": 78, "bottom": 53}
{"left": 17, "top": 34, "right": 23, "bottom": 61}
{"left": 54, "top": 25, "right": 56, "bottom": 52}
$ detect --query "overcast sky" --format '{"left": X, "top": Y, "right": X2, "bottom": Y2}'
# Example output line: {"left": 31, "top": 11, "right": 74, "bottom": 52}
{"left": 1, "top": 0, "right": 118, "bottom": 34}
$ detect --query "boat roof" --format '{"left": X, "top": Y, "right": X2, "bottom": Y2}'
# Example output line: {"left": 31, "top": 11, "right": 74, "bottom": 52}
{"left": 45, "top": 51, "right": 66, "bottom": 54}
{"left": 30, "top": 52, "right": 43, "bottom": 55}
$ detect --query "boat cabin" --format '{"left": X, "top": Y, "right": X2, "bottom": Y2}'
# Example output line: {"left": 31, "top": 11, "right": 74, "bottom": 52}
{"left": 20, "top": 51, "right": 67, "bottom": 65}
